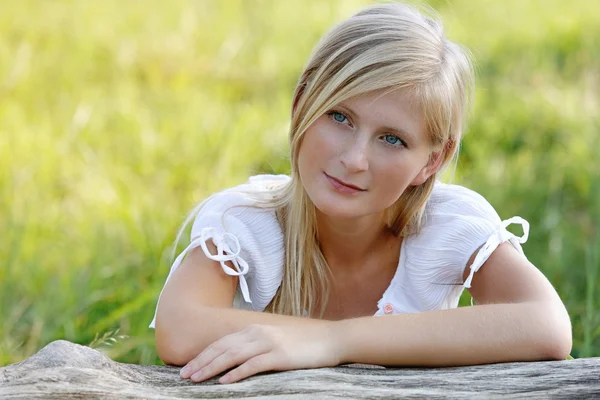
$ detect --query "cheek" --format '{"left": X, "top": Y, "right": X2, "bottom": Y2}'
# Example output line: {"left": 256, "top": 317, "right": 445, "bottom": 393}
{"left": 297, "top": 130, "right": 319, "bottom": 183}
{"left": 370, "top": 154, "right": 423, "bottom": 199}
{"left": 298, "top": 122, "right": 337, "bottom": 171}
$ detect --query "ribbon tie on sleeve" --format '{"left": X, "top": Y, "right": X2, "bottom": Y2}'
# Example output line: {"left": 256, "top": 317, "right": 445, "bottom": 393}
{"left": 463, "top": 216, "right": 530, "bottom": 289}
{"left": 172, "top": 227, "right": 252, "bottom": 303}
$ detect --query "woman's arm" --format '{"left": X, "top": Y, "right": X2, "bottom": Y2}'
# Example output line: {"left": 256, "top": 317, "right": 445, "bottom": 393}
{"left": 335, "top": 301, "right": 569, "bottom": 366}
{"left": 155, "top": 244, "right": 319, "bottom": 365}
{"left": 177, "top": 242, "right": 571, "bottom": 383}
{"left": 334, "top": 242, "right": 572, "bottom": 366}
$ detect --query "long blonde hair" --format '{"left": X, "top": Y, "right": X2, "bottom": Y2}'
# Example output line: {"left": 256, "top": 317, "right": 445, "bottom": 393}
{"left": 177, "top": 2, "right": 474, "bottom": 318}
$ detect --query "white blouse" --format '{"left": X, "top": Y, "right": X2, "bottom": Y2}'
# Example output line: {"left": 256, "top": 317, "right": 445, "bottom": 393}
{"left": 150, "top": 174, "right": 529, "bottom": 327}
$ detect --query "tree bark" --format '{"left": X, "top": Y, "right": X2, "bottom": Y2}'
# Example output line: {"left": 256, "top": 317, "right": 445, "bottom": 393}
{"left": 1, "top": 340, "right": 599, "bottom": 399}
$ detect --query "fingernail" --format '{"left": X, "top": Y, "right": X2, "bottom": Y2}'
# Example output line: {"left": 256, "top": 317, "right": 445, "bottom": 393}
{"left": 180, "top": 365, "right": 190, "bottom": 378}
{"left": 219, "top": 375, "right": 231, "bottom": 384}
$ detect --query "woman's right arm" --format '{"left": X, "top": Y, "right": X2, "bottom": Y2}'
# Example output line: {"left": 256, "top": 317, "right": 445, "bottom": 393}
{"left": 154, "top": 242, "right": 310, "bottom": 366}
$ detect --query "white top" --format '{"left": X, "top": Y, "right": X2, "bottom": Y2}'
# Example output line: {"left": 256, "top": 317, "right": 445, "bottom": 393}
{"left": 150, "top": 174, "right": 529, "bottom": 328}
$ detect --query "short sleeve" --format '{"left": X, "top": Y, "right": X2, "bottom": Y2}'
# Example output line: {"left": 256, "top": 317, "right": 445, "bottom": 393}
{"left": 400, "top": 182, "right": 529, "bottom": 311}
{"left": 149, "top": 175, "right": 287, "bottom": 328}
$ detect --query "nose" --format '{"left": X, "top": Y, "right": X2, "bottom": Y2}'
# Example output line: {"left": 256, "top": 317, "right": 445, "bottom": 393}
{"left": 339, "top": 135, "right": 369, "bottom": 172}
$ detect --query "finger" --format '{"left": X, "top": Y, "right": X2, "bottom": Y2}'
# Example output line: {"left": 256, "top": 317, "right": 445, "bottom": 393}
{"left": 219, "top": 353, "right": 276, "bottom": 384}
{"left": 179, "top": 346, "right": 223, "bottom": 379}
{"left": 181, "top": 325, "right": 262, "bottom": 379}
{"left": 190, "top": 341, "right": 269, "bottom": 383}
{"left": 180, "top": 335, "right": 240, "bottom": 379}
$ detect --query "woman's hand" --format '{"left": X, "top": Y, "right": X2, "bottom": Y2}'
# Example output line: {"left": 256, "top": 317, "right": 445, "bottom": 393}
{"left": 179, "top": 322, "right": 342, "bottom": 384}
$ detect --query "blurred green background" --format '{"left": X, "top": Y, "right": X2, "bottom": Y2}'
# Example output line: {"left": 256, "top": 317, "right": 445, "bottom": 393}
{"left": 1, "top": 0, "right": 598, "bottom": 366}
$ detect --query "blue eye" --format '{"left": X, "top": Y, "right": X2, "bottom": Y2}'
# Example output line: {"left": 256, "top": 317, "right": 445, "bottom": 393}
{"left": 329, "top": 111, "right": 348, "bottom": 124}
{"left": 384, "top": 135, "right": 403, "bottom": 146}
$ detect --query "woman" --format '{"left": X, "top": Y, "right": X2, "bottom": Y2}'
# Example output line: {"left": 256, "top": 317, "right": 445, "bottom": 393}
{"left": 150, "top": 2, "right": 572, "bottom": 384}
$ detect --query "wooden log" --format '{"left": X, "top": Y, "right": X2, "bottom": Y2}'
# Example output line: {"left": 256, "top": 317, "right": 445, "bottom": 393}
{"left": 1, "top": 340, "right": 599, "bottom": 399}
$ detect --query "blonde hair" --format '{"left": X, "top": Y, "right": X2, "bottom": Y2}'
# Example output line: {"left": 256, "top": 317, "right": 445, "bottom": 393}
{"left": 176, "top": 2, "right": 474, "bottom": 318}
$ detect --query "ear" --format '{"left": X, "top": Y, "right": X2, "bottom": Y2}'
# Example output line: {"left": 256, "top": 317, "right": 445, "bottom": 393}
{"left": 410, "top": 150, "right": 444, "bottom": 186}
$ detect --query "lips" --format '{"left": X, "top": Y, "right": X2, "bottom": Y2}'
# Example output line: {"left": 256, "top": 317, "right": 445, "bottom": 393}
{"left": 324, "top": 173, "right": 366, "bottom": 191}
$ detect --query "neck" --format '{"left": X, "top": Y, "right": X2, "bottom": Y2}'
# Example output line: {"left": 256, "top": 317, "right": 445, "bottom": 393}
{"left": 316, "top": 210, "right": 397, "bottom": 272}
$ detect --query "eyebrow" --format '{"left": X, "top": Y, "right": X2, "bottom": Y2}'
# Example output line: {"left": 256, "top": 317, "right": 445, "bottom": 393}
{"left": 336, "top": 103, "right": 417, "bottom": 142}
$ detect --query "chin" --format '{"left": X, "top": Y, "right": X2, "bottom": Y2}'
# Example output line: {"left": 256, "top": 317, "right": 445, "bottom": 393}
{"left": 311, "top": 196, "right": 367, "bottom": 219}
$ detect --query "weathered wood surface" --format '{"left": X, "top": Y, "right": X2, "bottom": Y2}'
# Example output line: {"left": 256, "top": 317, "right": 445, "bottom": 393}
{"left": 1, "top": 340, "right": 599, "bottom": 399}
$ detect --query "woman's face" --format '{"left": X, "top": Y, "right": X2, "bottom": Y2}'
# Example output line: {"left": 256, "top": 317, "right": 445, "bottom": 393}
{"left": 297, "top": 89, "right": 437, "bottom": 220}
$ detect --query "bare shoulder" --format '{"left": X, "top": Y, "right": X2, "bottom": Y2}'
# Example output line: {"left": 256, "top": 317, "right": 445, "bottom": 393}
{"left": 465, "top": 242, "right": 562, "bottom": 305}
{"left": 158, "top": 242, "right": 239, "bottom": 312}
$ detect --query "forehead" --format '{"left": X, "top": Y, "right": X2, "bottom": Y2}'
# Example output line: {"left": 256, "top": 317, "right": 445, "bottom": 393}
{"left": 339, "top": 89, "right": 427, "bottom": 142}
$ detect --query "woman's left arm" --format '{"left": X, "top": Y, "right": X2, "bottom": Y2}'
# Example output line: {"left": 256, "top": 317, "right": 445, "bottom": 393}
{"left": 335, "top": 241, "right": 572, "bottom": 366}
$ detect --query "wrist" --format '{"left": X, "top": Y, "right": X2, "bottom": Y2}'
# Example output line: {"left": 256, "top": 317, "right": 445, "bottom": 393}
{"left": 327, "top": 319, "right": 351, "bottom": 365}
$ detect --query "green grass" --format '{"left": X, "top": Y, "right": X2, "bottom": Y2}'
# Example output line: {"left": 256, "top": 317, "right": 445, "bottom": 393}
{"left": 1, "top": 0, "right": 598, "bottom": 365}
